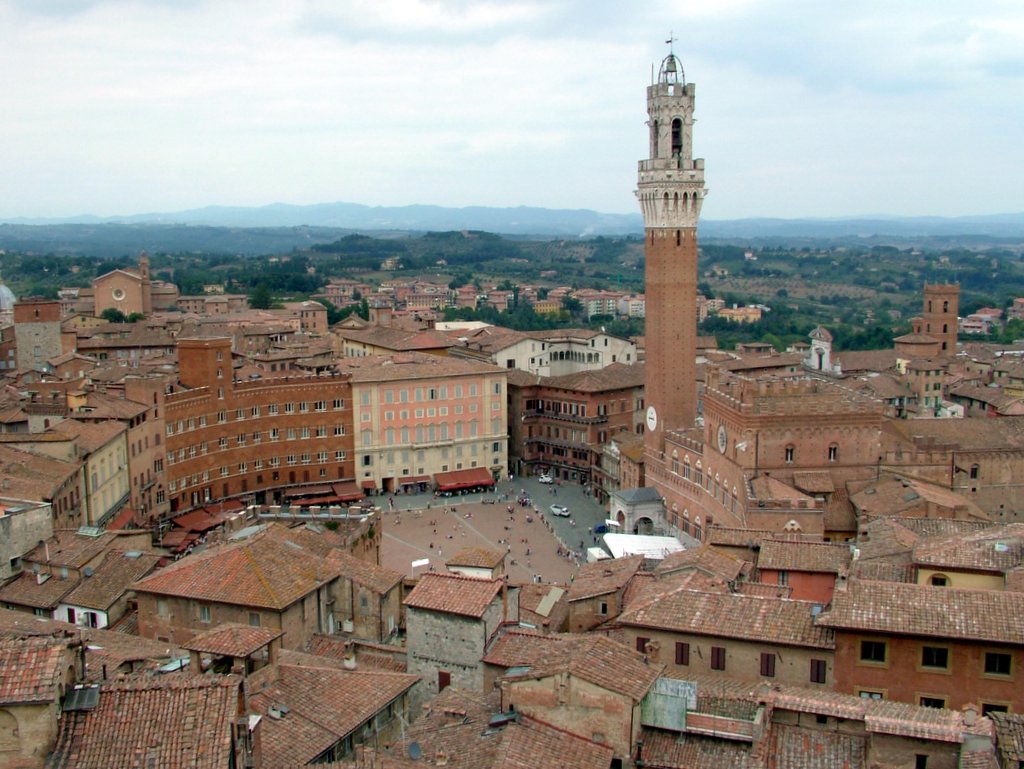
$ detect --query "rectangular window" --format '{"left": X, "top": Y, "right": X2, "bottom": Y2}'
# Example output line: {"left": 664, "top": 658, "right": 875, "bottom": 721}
{"left": 984, "top": 652, "right": 1012, "bottom": 676}
{"left": 860, "top": 640, "right": 886, "bottom": 664}
{"left": 711, "top": 646, "right": 726, "bottom": 671}
{"left": 919, "top": 696, "right": 946, "bottom": 709}
{"left": 921, "top": 646, "right": 949, "bottom": 670}
{"left": 760, "top": 652, "right": 776, "bottom": 678}
{"left": 249, "top": 612, "right": 261, "bottom": 627}
{"left": 810, "top": 659, "right": 827, "bottom": 684}
{"left": 859, "top": 690, "right": 884, "bottom": 700}
{"left": 675, "top": 642, "right": 690, "bottom": 666}
{"left": 199, "top": 604, "right": 211, "bottom": 623}
{"left": 982, "top": 703, "right": 1009, "bottom": 716}
{"left": 635, "top": 636, "right": 650, "bottom": 653}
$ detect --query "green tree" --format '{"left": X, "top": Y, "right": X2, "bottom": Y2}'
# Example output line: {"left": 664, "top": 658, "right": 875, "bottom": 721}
{"left": 126, "top": 312, "right": 145, "bottom": 323}
{"left": 100, "top": 308, "right": 127, "bottom": 323}
{"left": 249, "top": 284, "right": 273, "bottom": 309}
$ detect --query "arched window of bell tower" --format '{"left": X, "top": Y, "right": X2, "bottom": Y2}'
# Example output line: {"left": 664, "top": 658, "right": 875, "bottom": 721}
{"left": 673, "top": 192, "right": 680, "bottom": 211}
{"left": 651, "top": 119, "right": 659, "bottom": 157}
{"left": 676, "top": 230, "right": 681, "bottom": 246}
{"left": 671, "top": 118, "right": 683, "bottom": 156}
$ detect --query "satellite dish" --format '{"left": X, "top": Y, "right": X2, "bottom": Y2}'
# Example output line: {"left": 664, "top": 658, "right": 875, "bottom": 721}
{"left": 408, "top": 742, "right": 422, "bottom": 761}
{"left": 83, "top": 567, "right": 94, "bottom": 577}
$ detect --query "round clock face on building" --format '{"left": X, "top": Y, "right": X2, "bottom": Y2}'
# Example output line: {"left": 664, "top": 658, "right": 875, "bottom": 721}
{"left": 717, "top": 424, "right": 728, "bottom": 453}
{"left": 646, "top": 405, "right": 658, "bottom": 432}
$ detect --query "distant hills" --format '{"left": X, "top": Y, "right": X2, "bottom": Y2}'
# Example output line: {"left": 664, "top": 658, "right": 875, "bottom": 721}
{"left": 2, "top": 203, "right": 1024, "bottom": 256}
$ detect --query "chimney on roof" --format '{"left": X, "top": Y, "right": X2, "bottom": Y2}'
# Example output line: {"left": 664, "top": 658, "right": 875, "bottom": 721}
{"left": 963, "top": 703, "right": 979, "bottom": 727}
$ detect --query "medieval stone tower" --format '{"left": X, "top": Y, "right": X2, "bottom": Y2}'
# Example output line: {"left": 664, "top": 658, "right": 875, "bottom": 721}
{"left": 638, "top": 49, "right": 706, "bottom": 459}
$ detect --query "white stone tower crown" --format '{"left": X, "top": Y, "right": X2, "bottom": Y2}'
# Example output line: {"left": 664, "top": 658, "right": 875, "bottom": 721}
{"left": 636, "top": 53, "right": 707, "bottom": 229}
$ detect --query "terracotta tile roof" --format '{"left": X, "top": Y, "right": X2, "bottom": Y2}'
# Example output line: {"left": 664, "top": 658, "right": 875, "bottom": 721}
{"left": 0, "top": 443, "right": 80, "bottom": 501}
{"left": 182, "top": 623, "right": 284, "bottom": 657}
{"left": 768, "top": 723, "right": 865, "bottom": 769}
{"left": 482, "top": 629, "right": 569, "bottom": 668}
{"left": 911, "top": 523, "right": 1024, "bottom": 573}
{"left": 887, "top": 414, "right": 1024, "bottom": 451}
{"left": 791, "top": 470, "right": 835, "bottom": 494}
{"left": 850, "top": 476, "right": 985, "bottom": 519}
{"left": 639, "top": 728, "right": 759, "bottom": 769}
{"left": 404, "top": 572, "right": 505, "bottom": 618}
{"left": 46, "top": 675, "right": 241, "bottom": 769}
{"left": 542, "top": 362, "right": 645, "bottom": 392}
{"left": 566, "top": 554, "right": 645, "bottom": 602}
{"left": 304, "top": 635, "right": 408, "bottom": 673}
{"left": 991, "top": 712, "right": 1024, "bottom": 762}
{"left": 445, "top": 546, "right": 506, "bottom": 570}
{"left": 817, "top": 579, "right": 1024, "bottom": 644}
{"left": 655, "top": 544, "right": 748, "bottom": 581}
{"left": 0, "top": 570, "right": 79, "bottom": 610}
{"left": 26, "top": 530, "right": 122, "bottom": 569}
{"left": 336, "top": 685, "right": 613, "bottom": 769}
{"left": 63, "top": 551, "right": 161, "bottom": 611}
{"left": 0, "top": 636, "right": 70, "bottom": 705}
{"left": 737, "top": 581, "right": 793, "bottom": 599}
{"left": 619, "top": 587, "right": 835, "bottom": 649}
{"left": 247, "top": 664, "right": 419, "bottom": 769}
{"left": 334, "top": 326, "right": 456, "bottom": 352}
{"left": 865, "top": 700, "right": 992, "bottom": 743}
{"left": 756, "top": 539, "right": 852, "bottom": 574}
{"left": 335, "top": 350, "right": 503, "bottom": 381}
{"left": 509, "top": 635, "right": 663, "bottom": 703}
{"left": 516, "top": 583, "right": 568, "bottom": 631}
{"left": 52, "top": 418, "right": 126, "bottom": 453}
{"left": 326, "top": 549, "right": 404, "bottom": 594}
{"left": 133, "top": 524, "right": 339, "bottom": 610}
{"left": 0, "top": 608, "right": 184, "bottom": 681}
{"left": 707, "top": 527, "right": 773, "bottom": 548}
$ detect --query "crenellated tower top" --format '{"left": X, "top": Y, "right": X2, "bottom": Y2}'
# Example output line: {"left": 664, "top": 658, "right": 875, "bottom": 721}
{"left": 636, "top": 47, "right": 707, "bottom": 229}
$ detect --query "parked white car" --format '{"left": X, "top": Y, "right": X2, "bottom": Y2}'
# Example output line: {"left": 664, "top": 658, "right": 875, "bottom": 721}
{"left": 538, "top": 474, "right": 553, "bottom": 484}
{"left": 550, "top": 504, "right": 570, "bottom": 517}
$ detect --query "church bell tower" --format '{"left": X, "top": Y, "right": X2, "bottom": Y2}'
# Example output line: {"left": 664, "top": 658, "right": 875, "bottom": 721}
{"left": 638, "top": 48, "right": 707, "bottom": 458}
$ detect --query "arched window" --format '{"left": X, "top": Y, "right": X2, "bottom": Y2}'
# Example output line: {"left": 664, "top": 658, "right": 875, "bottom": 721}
{"left": 828, "top": 444, "right": 838, "bottom": 463}
{"left": 969, "top": 464, "right": 979, "bottom": 479}
{"left": 784, "top": 445, "right": 795, "bottom": 463}
{"left": 671, "top": 118, "right": 683, "bottom": 156}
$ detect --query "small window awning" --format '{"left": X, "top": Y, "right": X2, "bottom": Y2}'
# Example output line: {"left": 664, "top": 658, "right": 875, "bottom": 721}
{"left": 361, "top": 480, "right": 378, "bottom": 489}
{"left": 433, "top": 467, "right": 495, "bottom": 491}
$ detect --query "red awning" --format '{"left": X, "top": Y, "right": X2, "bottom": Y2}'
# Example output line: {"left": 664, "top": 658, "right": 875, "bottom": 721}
{"left": 172, "top": 509, "right": 225, "bottom": 533}
{"left": 284, "top": 484, "right": 335, "bottom": 499}
{"left": 107, "top": 506, "right": 138, "bottom": 530}
{"left": 294, "top": 495, "right": 343, "bottom": 507}
{"left": 433, "top": 467, "right": 495, "bottom": 491}
{"left": 400, "top": 475, "right": 430, "bottom": 485}
{"left": 361, "top": 480, "right": 377, "bottom": 489}
{"left": 332, "top": 482, "right": 364, "bottom": 502}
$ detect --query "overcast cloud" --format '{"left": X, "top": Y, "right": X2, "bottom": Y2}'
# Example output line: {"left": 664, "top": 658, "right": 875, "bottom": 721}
{"left": 2, "top": 0, "right": 1022, "bottom": 219}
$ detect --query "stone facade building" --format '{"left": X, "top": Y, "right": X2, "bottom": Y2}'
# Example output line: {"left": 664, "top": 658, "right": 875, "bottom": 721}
{"left": 404, "top": 572, "right": 518, "bottom": 702}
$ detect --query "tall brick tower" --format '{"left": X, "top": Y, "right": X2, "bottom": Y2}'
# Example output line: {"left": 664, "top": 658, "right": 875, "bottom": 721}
{"left": 637, "top": 49, "right": 706, "bottom": 459}
{"left": 921, "top": 283, "right": 959, "bottom": 356}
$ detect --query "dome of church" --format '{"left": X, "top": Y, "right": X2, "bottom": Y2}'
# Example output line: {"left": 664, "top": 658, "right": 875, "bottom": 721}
{"left": 0, "top": 282, "right": 16, "bottom": 312}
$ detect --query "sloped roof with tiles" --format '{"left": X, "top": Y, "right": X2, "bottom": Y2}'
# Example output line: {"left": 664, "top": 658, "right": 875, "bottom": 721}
{"left": 639, "top": 728, "right": 759, "bottom": 769}
{"left": 0, "top": 636, "right": 71, "bottom": 705}
{"left": 566, "top": 554, "right": 645, "bottom": 602}
{"left": 516, "top": 583, "right": 568, "bottom": 631}
{"left": 347, "top": 685, "right": 613, "bottom": 769}
{"left": 446, "top": 546, "right": 506, "bottom": 570}
{"left": 247, "top": 664, "right": 419, "bottom": 769}
{"left": 133, "top": 525, "right": 339, "bottom": 610}
{"left": 850, "top": 476, "right": 985, "bottom": 519}
{"left": 182, "top": 623, "right": 283, "bottom": 657}
{"left": 46, "top": 675, "right": 240, "bottom": 769}
{"left": 25, "top": 530, "right": 126, "bottom": 569}
{"left": 0, "top": 569, "right": 79, "bottom": 610}
{"left": 707, "top": 527, "right": 772, "bottom": 548}
{"left": 543, "top": 362, "right": 645, "bottom": 392}
{"left": 620, "top": 587, "right": 834, "bottom": 649}
{"left": 655, "top": 544, "right": 748, "bottom": 582}
{"left": 404, "top": 572, "right": 505, "bottom": 618}
{"left": 63, "top": 551, "right": 161, "bottom": 611}
{"left": 482, "top": 629, "right": 569, "bottom": 668}
{"left": 51, "top": 418, "right": 125, "bottom": 453}
{"left": 756, "top": 539, "right": 852, "bottom": 574}
{"left": 509, "top": 635, "right": 663, "bottom": 703}
{"left": 911, "top": 523, "right": 1024, "bottom": 573}
{"left": 768, "top": 723, "right": 865, "bottom": 769}
{"left": 991, "top": 712, "right": 1024, "bottom": 762}
{"left": 0, "top": 444, "right": 80, "bottom": 501}
{"left": 326, "top": 549, "right": 404, "bottom": 594}
{"left": 817, "top": 579, "right": 1024, "bottom": 644}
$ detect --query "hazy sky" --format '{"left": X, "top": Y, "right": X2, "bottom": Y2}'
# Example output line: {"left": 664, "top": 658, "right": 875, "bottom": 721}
{"left": 3, "top": 0, "right": 1022, "bottom": 220}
